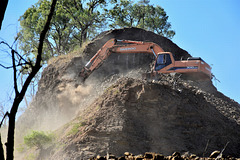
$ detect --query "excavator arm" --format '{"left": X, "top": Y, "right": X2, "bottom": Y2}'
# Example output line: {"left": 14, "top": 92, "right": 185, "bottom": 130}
{"left": 78, "top": 38, "right": 212, "bottom": 82}
{"left": 78, "top": 38, "right": 164, "bottom": 81}
{"left": 78, "top": 39, "right": 117, "bottom": 81}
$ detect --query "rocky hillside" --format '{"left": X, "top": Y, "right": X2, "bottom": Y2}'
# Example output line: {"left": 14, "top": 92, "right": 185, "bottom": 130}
{"left": 46, "top": 77, "right": 239, "bottom": 159}
{"left": 16, "top": 28, "right": 240, "bottom": 159}
{"left": 17, "top": 27, "right": 191, "bottom": 132}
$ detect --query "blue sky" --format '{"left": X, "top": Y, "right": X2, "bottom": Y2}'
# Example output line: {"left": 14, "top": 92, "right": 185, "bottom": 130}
{"left": 151, "top": 0, "right": 240, "bottom": 103}
{"left": 0, "top": 0, "right": 239, "bottom": 107}
{"left": 0, "top": 0, "right": 38, "bottom": 108}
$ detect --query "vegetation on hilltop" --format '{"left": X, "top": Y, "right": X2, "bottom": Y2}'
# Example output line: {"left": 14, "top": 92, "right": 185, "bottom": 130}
{"left": 18, "top": 0, "right": 175, "bottom": 64}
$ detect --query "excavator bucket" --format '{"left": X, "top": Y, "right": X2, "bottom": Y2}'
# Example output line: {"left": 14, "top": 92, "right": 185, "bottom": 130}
{"left": 77, "top": 67, "right": 90, "bottom": 83}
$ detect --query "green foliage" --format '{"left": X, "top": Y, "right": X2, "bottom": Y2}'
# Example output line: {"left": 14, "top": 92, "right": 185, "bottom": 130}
{"left": 18, "top": 0, "right": 52, "bottom": 63}
{"left": 68, "top": 121, "right": 86, "bottom": 136}
{"left": 106, "top": 0, "right": 175, "bottom": 39}
{"left": 18, "top": 0, "right": 106, "bottom": 64}
{"left": 18, "top": 0, "right": 175, "bottom": 65}
{"left": 24, "top": 131, "right": 54, "bottom": 149}
{"left": 69, "top": 123, "right": 82, "bottom": 136}
{"left": 16, "top": 144, "right": 25, "bottom": 153}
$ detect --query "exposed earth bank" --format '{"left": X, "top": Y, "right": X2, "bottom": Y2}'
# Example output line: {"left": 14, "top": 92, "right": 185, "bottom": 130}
{"left": 48, "top": 77, "right": 240, "bottom": 160}
{"left": 15, "top": 28, "right": 240, "bottom": 160}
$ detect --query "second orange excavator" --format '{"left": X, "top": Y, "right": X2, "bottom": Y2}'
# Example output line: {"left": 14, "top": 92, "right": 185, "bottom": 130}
{"left": 79, "top": 38, "right": 212, "bottom": 81}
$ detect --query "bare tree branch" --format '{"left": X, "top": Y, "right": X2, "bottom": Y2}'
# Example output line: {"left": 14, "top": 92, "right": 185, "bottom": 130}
{"left": 0, "top": 63, "right": 12, "bottom": 69}
{"left": 20, "top": 75, "right": 29, "bottom": 108}
{"left": 0, "top": 62, "right": 32, "bottom": 70}
{"left": 11, "top": 50, "right": 19, "bottom": 96}
{"left": 0, "top": 0, "right": 9, "bottom": 30}
{"left": 0, "top": 41, "right": 33, "bottom": 68}
{"left": 0, "top": 0, "right": 58, "bottom": 159}
{"left": 0, "top": 112, "right": 9, "bottom": 128}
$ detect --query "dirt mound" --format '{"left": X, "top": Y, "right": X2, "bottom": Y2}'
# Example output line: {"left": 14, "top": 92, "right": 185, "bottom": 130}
{"left": 85, "top": 27, "right": 191, "bottom": 60}
{"left": 81, "top": 27, "right": 191, "bottom": 80}
{"left": 47, "top": 77, "right": 240, "bottom": 159}
{"left": 15, "top": 28, "right": 240, "bottom": 159}
{"left": 16, "top": 27, "right": 192, "bottom": 132}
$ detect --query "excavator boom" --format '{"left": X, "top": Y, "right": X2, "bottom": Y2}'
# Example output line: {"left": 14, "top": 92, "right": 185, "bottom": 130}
{"left": 78, "top": 38, "right": 211, "bottom": 82}
{"left": 79, "top": 38, "right": 164, "bottom": 80}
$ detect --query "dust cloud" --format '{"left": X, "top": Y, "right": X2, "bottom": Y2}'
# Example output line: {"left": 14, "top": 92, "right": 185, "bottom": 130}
{"left": 57, "top": 83, "right": 92, "bottom": 107}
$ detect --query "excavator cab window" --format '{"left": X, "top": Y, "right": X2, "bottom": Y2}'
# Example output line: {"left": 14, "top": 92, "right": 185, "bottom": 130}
{"left": 155, "top": 54, "right": 172, "bottom": 71}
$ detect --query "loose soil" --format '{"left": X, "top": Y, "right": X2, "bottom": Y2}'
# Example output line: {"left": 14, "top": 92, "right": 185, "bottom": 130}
{"left": 15, "top": 28, "right": 240, "bottom": 160}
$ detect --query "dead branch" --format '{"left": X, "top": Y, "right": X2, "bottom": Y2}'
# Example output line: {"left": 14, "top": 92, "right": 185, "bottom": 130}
{"left": 216, "top": 141, "right": 230, "bottom": 159}
{"left": 0, "top": 41, "right": 33, "bottom": 69}
{"left": 11, "top": 49, "right": 19, "bottom": 95}
{"left": 202, "top": 139, "right": 210, "bottom": 157}
{"left": 1, "top": 0, "right": 58, "bottom": 159}
{"left": 0, "top": 112, "right": 9, "bottom": 128}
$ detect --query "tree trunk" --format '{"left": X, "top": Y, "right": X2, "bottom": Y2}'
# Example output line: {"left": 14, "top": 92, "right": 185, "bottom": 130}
{"left": 0, "top": 135, "right": 5, "bottom": 160}
{"left": 0, "top": 0, "right": 9, "bottom": 30}
{"left": 1, "top": 0, "right": 57, "bottom": 159}
{"left": 6, "top": 113, "right": 16, "bottom": 160}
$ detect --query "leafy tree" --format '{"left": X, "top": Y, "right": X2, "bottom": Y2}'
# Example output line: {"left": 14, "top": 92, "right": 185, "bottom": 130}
{"left": 18, "top": 0, "right": 175, "bottom": 65}
{"left": 18, "top": 0, "right": 107, "bottom": 64}
{"left": 138, "top": 0, "right": 150, "bottom": 4}
{"left": 18, "top": 0, "right": 75, "bottom": 63}
{"left": 106, "top": 0, "right": 175, "bottom": 39}
{"left": 143, "top": 4, "right": 175, "bottom": 38}
{"left": 24, "top": 131, "right": 54, "bottom": 149}
{"left": 61, "top": 0, "right": 106, "bottom": 45}
{"left": 107, "top": 0, "right": 134, "bottom": 27}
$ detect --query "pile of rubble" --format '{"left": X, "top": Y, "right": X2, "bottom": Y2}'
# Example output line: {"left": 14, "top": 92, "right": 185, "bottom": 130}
{"left": 90, "top": 151, "right": 239, "bottom": 160}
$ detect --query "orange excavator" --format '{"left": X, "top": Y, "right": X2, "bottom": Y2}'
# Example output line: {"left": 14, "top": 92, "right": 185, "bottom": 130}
{"left": 78, "top": 38, "right": 211, "bottom": 81}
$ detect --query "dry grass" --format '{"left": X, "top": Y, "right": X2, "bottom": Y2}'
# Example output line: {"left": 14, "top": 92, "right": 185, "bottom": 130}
{"left": 47, "top": 41, "right": 90, "bottom": 66}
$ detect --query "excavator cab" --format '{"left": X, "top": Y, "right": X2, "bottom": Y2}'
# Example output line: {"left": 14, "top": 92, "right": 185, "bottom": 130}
{"left": 153, "top": 52, "right": 212, "bottom": 81}
{"left": 155, "top": 53, "right": 172, "bottom": 71}
{"left": 78, "top": 38, "right": 212, "bottom": 82}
